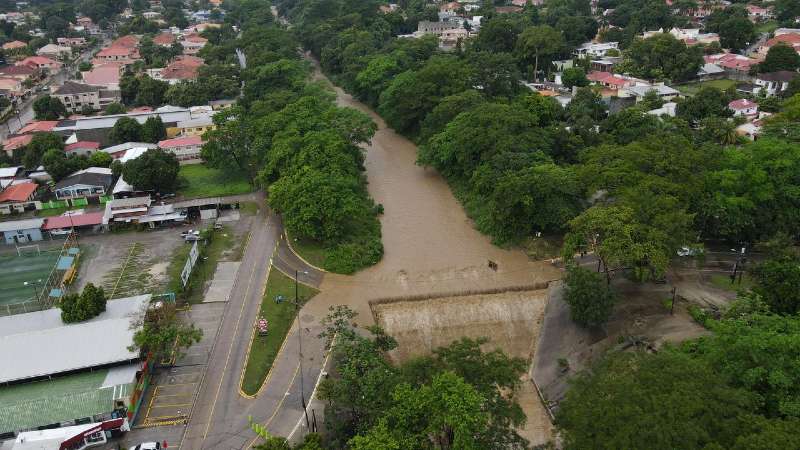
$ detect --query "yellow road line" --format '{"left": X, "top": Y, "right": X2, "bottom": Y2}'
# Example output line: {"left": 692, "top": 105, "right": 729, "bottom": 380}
{"left": 238, "top": 251, "right": 275, "bottom": 399}
{"left": 150, "top": 403, "right": 192, "bottom": 408}
{"left": 202, "top": 228, "right": 262, "bottom": 441}
{"left": 246, "top": 362, "right": 301, "bottom": 449}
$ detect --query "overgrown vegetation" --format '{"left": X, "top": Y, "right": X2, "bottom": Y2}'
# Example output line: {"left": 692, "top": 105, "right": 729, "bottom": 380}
{"left": 177, "top": 164, "right": 253, "bottom": 199}
{"left": 199, "top": 1, "right": 384, "bottom": 274}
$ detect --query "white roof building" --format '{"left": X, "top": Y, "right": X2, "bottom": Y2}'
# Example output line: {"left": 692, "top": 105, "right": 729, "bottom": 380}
{"left": 0, "top": 294, "right": 149, "bottom": 383}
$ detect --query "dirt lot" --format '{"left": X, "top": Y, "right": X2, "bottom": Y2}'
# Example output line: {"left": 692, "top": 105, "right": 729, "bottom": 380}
{"left": 75, "top": 228, "right": 188, "bottom": 297}
{"left": 372, "top": 288, "right": 554, "bottom": 447}
{"left": 533, "top": 278, "right": 709, "bottom": 415}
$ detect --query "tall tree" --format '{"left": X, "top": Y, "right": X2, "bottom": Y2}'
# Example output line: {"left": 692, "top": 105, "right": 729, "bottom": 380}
{"left": 515, "top": 25, "right": 564, "bottom": 81}
{"left": 33, "top": 95, "right": 67, "bottom": 120}
{"left": 109, "top": 117, "right": 142, "bottom": 144}
{"left": 201, "top": 107, "right": 260, "bottom": 183}
{"left": 121, "top": 148, "right": 180, "bottom": 193}
{"left": 140, "top": 116, "right": 167, "bottom": 143}
{"left": 563, "top": 265, "right": 617, "bottom": 327}
{"left": 759, "top": 44, "right": 800, "bottom": 73}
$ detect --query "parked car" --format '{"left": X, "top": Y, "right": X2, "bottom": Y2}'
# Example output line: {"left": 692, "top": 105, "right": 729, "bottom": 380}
{"left": 132, "top": 443, "right": 161, "bottom": 450}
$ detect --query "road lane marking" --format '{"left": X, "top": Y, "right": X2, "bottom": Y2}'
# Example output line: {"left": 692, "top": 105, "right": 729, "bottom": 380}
{"left": 246, "top": 363, "right": 301, "bottom": 449}
{"left": 287, "top": 340, "right": 335, "bottom": 441}
{"left": 201, "top": 229, "right": 262, "bottom": 442}
{"left": 238, "top": 252, "right": 275, "bottom": 399}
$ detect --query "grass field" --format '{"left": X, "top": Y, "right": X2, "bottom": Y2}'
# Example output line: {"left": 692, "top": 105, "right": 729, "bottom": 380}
{"left": 177, "top": 164, "right": 253, "bottom": 199}
{"left": 0, "top": 251, "right": 60, "bottom": 307}
{"left": 240, "top": 267, "right": 318, "bottom": 396}
{"left": 709, "top": 273, "right": 754, "bottom": 292}
{"left": 755, "top": 20, "right": 778, "bottom": 34}
{"left": 675, "top": 79, "right": 737, "bottom": 96}
{"left": 288, "top": 235, "right": 327, "bottom": 270}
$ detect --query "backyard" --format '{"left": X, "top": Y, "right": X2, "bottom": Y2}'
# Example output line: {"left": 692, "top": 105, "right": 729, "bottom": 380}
{"left": 240, "top": 267, "right": 318, "bottom": 396}
{"left": 177, "top": 164, "right": 253, "bottom": 199}
{"left": 675, "top": 79, "right": 737, "bottom": 96}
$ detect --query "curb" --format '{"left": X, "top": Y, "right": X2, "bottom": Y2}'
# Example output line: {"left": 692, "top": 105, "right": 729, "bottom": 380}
{"left": 282, "top": 229, "right": 329, "bottom": 274}
{"left": 238, "top": 250, "right": 277, "bottom": 399}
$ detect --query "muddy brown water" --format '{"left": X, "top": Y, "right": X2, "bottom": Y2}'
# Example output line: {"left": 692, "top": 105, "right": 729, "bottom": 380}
{"left": 304, "top": 63, "right": 560, "bottom": 323}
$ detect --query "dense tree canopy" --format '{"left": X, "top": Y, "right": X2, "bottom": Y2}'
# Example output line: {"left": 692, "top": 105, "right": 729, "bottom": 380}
{"left": 121, "top": 148, "right": 180, "bottom": 193}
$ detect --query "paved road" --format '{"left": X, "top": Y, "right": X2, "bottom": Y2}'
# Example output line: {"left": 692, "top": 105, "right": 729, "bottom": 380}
{"left": 180, "top": 207, "right": 324, "bottom": 450}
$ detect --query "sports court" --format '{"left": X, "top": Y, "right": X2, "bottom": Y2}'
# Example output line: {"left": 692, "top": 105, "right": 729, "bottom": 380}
{"left": 0, "top": 250, "right": 60, "bottom": 311}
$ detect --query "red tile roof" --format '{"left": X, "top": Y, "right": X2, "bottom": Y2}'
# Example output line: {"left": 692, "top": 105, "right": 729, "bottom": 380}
{"left": 18, "top": 121, "right": 58, "bottom": 134}
{"left": 16, "top": 56, "right": 60, "bottom": 68}
{"left": 765, "top": 33, "right": 800, "bottom": 48}
{"left": 161, "top": 58, "right": 204, "bottom": 81}
{"left": 42, "top": 212, "right": 104, "bottom": 230}
{"left": 729, "top": 99, "right": 757, "bottom": 110}
{"left": 111, "top": 35, "right": 139, "bottom": 49}
{"left": 81, "top": 63, "right": 121, "bottom": 86}
{"left": 3, "top": 134, "right": 33, "bottom": 151}
{"left": 153, "top": 33, "right": 176, "bottom": 46}
{"left": 158, "top": 135, "right": 203, "bottom": 148}
{"left": 65, "top": 141, "right": 100, "bottom": 151}
{"left": 2, "top": 40, "right": 26, "bottom": 50}
{"left": 0, "top": 182, "right": 37, "bottom": 202}
{"left": 97, "top": 47, "right": 133, "bottom": 57}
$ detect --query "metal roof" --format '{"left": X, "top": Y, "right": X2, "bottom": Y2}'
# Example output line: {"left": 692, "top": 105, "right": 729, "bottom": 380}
{"left": 0, "top": 218, "right": 44, "bottom": 233}
{"left": 0, "top": 295, "right": 149, "bottom": 383}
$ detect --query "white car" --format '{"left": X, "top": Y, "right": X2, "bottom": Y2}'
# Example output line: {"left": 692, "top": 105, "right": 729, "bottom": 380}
{"left": 677, "top": 246, "right": 703, "bottom": 257}
{"left": 132, "top": 443, "right": 162, "bottom": 450}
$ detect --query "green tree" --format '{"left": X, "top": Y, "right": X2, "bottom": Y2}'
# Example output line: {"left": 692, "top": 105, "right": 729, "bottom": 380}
{"left": 515, "top": 25, "right": 564, "bottom": 81}
{"left": 561, "top": 67, "right": 589, "bottom": 88}
{"left": 78, "top": 61, "right": 91, "bottom": 71}
{"left": 135, "top": 75, "right": 169, "bottom": 107}
{"left": 128, "top": 301, "right": 202, "bottom": 363}
{"left": 201, "top": 107, "right": 260, "bottom": 183}
{"left": 87, "top": 151, "right": 112, "bottom": 168}
{"left": 688, "top": 313, "right": 800, "bottom": 418}
{"left": 103, "top": 102, "right": 126, "bottom": 115}
{"left": 42, "top": 149, "right": 82, "bottom": 182}
{"left": 619, "top": 33, "right": 703, "bottom": 81}
{"left": 563, "top": 265, "right": 617, "bottom": 327}
{"left": 140, "top": 116, "right": 167, "bottom": 143}
{"left": 676, "top": 86, "right": 732, "bottom": 123}
{"left": 33, "top": 95, "right": 67, "bottom": 120}
{"left": 563, "top": 205, "right": 671, "bottom": 284}
{"left": 751, "top": 256, "right": 800, "bottom": 315}
{"left": 109, "top": 117, "right": 142, "bottom": 144}
{"left": 719, "top": 16, "right": 755, "bottom": 52}
{"left": 468, "top": 51, "right": 521, "bottom": 98}
{"left": 774, "top": 0, "right": 800, "bottom": 25}
{"left": 23, "top": 132, "right": 64, "bottom": 168}
{"left": 759, "top": 43, "right": 800, "bottom": 73}
{"left": 60, "top": 283, "right": 107, "bottom": 323}
{"left": 121, "top": 148, "right": 180, "bottom": 193}
{"left": 350, "top": 372, "right": 491, "bottom": 450}
{"left": 557, "top": 351, "right": 760, "bottom": 449}
{"left": 418, "top": 90, "right": 485, "bottom": 143}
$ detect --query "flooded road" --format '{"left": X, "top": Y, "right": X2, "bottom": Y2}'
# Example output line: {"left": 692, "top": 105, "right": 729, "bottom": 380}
{"left": 305, "top": 63, "right": 560, "bottom": 322}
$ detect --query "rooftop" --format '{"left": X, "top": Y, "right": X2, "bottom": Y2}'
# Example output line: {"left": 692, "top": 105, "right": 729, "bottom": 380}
{"left": 64, "top": 141, "right": 100, "bottom": 151}
{"left": 53, "top": 170, "right": 113, "bottom": 191}
{"left": 0, "top": 182, "right": 37, "bottom": 203}
{"left": 81, "top": 63, "right": 121, "bottom": 87}
{"left": 158, "top": 135, "right": 203, "bottom": 148}
{"left": 0, "top": 294, "right": 149, "bottom": 384}
{"left": 729, "top": 98, "right": 757, "bottom": 110}
{"left": 18, "top": 121, "right": 59, "bottom": 134}
{"left": 42, "top": 211, "right": 104, "bottom": 230}
{"left": 757, "top": 71, "right": 798, "bottom": 82}
{"left": 2, "top": 134, "right": 33, "bottom": 151}
{"left": 0, "top": 217, "right": 45, "bottom": 232}
{"left": 54, "top": 81, "right": 101, "bottom": 95}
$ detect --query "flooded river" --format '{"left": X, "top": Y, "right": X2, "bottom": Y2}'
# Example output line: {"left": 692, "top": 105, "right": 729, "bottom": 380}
{"left": 304, "top": 63, "right": 560, "bottom": 322}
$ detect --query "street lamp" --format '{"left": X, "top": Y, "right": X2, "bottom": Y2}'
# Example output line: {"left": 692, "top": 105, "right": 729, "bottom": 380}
{"left": 23, "top": 278, "right": 42, "bottom": 302}
{"left": 295, "top": 269, "right": 310, "bottom": 429}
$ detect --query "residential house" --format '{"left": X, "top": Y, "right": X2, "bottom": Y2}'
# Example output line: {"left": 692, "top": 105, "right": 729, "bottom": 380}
{"left": 0, "top": 218, "right": 44, "bottom": 243}
{"left": 746, "top": 5, "right": 773, "bottom": 22}
{"left": 176, "top": 116, "right": 215, "bottom": 137}
{"left": 18, "top": 120, "right": 58, "bottom": 134}
{"left": 758, "top": 33, "right": 800, "bottom": 57}
{"left": 181, "top": 34, "right": 208, "bottom": 55}
{"left": 185, "top": 23, "right": 221, "bottom": 34}
{"left": 0, "top": 182, "right": 38, "bottom": 215}
{"left": 0, "top": 64, "right": 37, "bottom": 84}
{"left": 75, "top": 16, "right": 100, "bottom": 35}
{"left": 697, "top": 62, "right": 726, "bottom": 80}
{"left": 590, "top": 57, "right": 622, "bottom": 72}
{"left": 754, "top": 71, "right": 797, "bottom": 96}
{"left": 622, "top": 83, "right": 680, "bottom": 102}
{"left": 53, "top": 81, "right": 122, "bottom": 113}
{"left": 0, "top": 77, "right": 23, "bottom": 97}
{"left": 81, "top": 63, "right": 122, "bottom": 90}
{"left": 57, "top": 37, "right": 88, "bottom": 47}
{"left": 647, "top": 102, "right": 677, "bottom": 117}
{"left": 64, "top": 140, "right": 100, "bottom": 156}
{"left": 0, "top": 166, "right": 21, "bottom": 186}
{"left": 158, "top": 56, "right": 204, "bottom": 84}
{"left": 101, "top": 142, "right": 157, "bottom": 159}
{"left": 95, "top": 46, "right": 139, "bottom": 64}
{"left": 157, "top": 135, "right": 203, "bottom": 161}
{"left": 704, "top": 53, "right": 760, "bottom": 81}
{"left": 111, "top": 35, "right": 140, "bottom": 49}
{"left": 2, "top": 40, "right": 26, "bottom": 51}
{"left": 575, "top": 42, "right": 619, "bottom": 58}
{"left": 153, "top": 32, "right": 176, "bottom": 47}
{"left": 36, "top": 44, "right": 72, "bottom": 60}
{"left": 53, "top": 167, "right": 113, "bottom": 201}
{"left": 439, "top": 27, "right": 470, "bottom": 49}
{"left": 729, "top": 98, "right": 758, "bottom": 116}
{"left": 736, "top": 121, "right": 762, "bottom": 140}
{"left": 1, "top": 134, "right": 33, "bottom": 157}
{"left": 16, "top": 56, "right": 61, "bottom": 72}
{"left": 209, "top": 99, "right": 235, "bottom": 110}
{"left": 586, "top": 71, "right": 639, "bottom": 90}
{"left": 775, "top": 28, "right": 800, "bottom": 36}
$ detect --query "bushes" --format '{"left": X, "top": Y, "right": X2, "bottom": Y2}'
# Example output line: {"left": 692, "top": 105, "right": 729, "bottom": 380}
{"left": 61, "top": 283, "right": 107, "bottom": 323}
{"left": 563, "top": 266, "right": 617, "bottom": 327}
